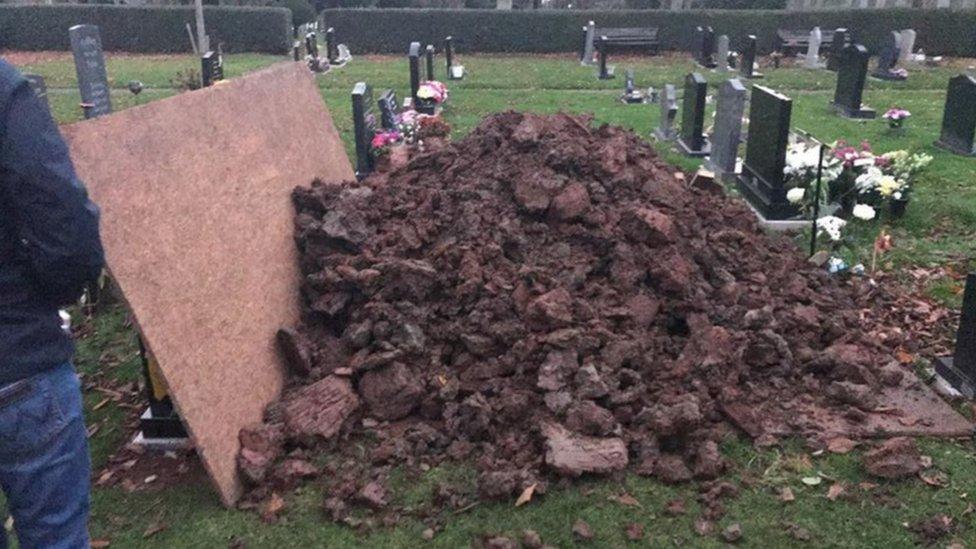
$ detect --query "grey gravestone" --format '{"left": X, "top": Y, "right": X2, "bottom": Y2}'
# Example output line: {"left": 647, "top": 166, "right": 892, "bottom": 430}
{"left": 623, "top": 69, "right": 643, "bottom": 103}
{"left": 716, "top": 35, "right": 730, "bottom": 72}
{"left": 654, "top": 84, "right": 679, "bottom": 141}
{"left": 736, "top": 86, "right": 796, "bottom": 220}
{"left": 706, "top": 79, "right": 747, "bottom": 181}
{"left": 936, "top": 273, "right": 976, "bottom": 398}
{"left": 677, "top": 73, "right": 710, "bottom": 157}
{"left": 408, "top": 42, "right": 422, "bottom": 105}
{"left": 898, "top": 29, "right": 917, "bottom": 66}
{"left": 804, "top": 27, "right": 823, "bottom": 69}
{"left": 597, "top": 37, "right": 615, "bottom": 80}
{"left": 740, "top": 35, "right": 763, "bottom": 79}
{"left": 873, "top": 32, "right": 906, "bottom": 80}
{"left": 69, "top": 24, "right": 111, "bottom": 119}
{"left": 582, "top": 21, "right": 596, "bottom": 66}
{"left": 378, "top": 89, "right": 400, "bottom": 130}
{"left": 25, "top": 74, "right": 49, "bottom": 110}
{"left": 445, "top": 36, "right": 464, "bottom": 80}
{"left": 696, "top": 27, "right": 716, "bottom": 69}
{"left": 936, "top": 74, "right": 976, "bottom": 156}
{"left": 352, "top": 82, "right": 377, "bottom": 180}
{"left": 425, "top": 45, "right": 436, "bottom": 81}
{"left": 832, "top": 44, "right": 876, "bottom": 119}
{"left": 827, "top": 27, "right": 848, "bottom": 71}
{"left": 201, "top": 50, "right": 223, "bottom": 87}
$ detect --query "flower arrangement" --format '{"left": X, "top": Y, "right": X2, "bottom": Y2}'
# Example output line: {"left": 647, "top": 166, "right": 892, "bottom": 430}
{"left": 370, "top": 130, "right": 402, "bottom": 157}
{"left": 854, "top": 149, "right": 932, "bottom": 214}
{"left": 783, "top": 140, "right": 842, "bottom": 213}
{"left": 417, "top": 81, "right": 449, "bottom": 105}
{"left": 882, "top": 108, "right": 911, "bottom": 129}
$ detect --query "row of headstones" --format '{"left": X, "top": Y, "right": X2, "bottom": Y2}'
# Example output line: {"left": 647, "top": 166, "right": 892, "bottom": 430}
{"left": 407, "top": 37, "right": 465, "bottom": 104}
{"left": 56, "top": 24, "right": 224, "bottom": 120}
{"left": 295, "top": 27, "right": 352, "bottom": 72}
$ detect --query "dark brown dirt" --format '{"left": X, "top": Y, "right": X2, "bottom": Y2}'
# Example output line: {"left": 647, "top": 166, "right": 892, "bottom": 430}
{"left": 237, "top": 112, "right": 925, "bottom": 512}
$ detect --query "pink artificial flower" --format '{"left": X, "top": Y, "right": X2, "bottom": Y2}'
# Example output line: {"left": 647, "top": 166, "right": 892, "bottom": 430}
{"left": 371, "top": 130, "right": 401, "bottom": 149}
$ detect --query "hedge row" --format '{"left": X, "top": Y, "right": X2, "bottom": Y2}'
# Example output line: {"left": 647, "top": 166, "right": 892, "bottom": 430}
{"left": 321, "top": 8, "right": 976, "bottom": 56}
{"left": 0, "top": 5, "right": 291, "bottom": 53}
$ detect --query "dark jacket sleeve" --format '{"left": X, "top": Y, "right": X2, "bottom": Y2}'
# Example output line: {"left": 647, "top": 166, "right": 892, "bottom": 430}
{"left": 0, "top": 68, "right": 105, "bottom": 305}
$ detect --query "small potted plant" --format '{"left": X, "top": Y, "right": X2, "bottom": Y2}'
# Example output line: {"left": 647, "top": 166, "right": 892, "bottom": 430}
{"left": 882, "top": 107, "right": 911, "bottom": 130}
{"left": 415, "top": 81, "right": 449, "bottom": 115}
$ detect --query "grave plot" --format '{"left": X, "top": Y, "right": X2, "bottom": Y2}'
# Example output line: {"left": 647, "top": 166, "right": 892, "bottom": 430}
{"left": 236, "top": 112, "right": 970, "bottom": 516}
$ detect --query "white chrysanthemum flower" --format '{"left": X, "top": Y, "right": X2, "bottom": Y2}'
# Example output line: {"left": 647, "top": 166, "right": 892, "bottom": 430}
{"left": 852, "top": 204, "right": 876, "bottom": 221}
{"left": 816, "top": 216, "right": 847, "bottom": 242}
{"left": 787, "top": 187, "right": 805, "bottom": 204}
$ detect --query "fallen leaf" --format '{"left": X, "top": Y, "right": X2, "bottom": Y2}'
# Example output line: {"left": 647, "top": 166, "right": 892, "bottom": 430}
{"left": 801, "top": 476, "right": 822, "bottom": 487}
{"left": 608, "top": 493, "right": 641, "bottom": 508}
{"left": 826, "top": 483, "right": 845, "bottom": 501}
{"left": 515, "top": 483, "right": 537, "bottom": 507}
{"left": 90, "top": 540, "right": 111, "bottom": 548}
{"left": 261, "top": 492, "right": 286, "bottom": 523}
{"left": 919, "top": 470, "right": 948, "bottom": 487}
{"left": 663, "top": 498, "right": 685, "bottom": 515}
{"left": 779, "top": 487, "right": 795, "bottom": 502}
{"left": 895, "top": 348, "right": 914, "bottom": 365}
{"left": 142, "top": 521, "right": 167, "bottom": 539}
{"left": 826, "top": 437, "right": 856, "bottom": 454}
{"left": 624, "top": 522, "right": 644, "bottom": 541}
{"left": 694, "top": 518, "right": 714, "bottom": 536}
{"left": 143, "top": 475, "right": 158, "bottom": 484}
{"left": 572, "top": 519, "right": 594, "bottom": 540}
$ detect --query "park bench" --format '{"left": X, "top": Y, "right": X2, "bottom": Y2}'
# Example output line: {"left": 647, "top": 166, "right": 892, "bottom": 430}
{"left": 775, "top": 28, "right": 835, "bottom": 56}
{"left": 594, "top": 27, "right": 660, "bottom": 56}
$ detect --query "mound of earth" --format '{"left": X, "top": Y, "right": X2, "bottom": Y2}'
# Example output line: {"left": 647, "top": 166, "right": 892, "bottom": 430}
{"left": 237, "top": 112, "right": 914, "bottom": 512}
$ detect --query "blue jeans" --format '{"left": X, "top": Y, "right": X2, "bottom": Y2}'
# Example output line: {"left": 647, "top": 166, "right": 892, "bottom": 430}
{"left": 0, "top": 363, "right": 90, "bottom": 549}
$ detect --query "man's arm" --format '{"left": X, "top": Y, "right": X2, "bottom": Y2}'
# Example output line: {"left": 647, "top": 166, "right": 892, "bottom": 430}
{"left": 1, "top": 74, "right": 105, "bottom": 305}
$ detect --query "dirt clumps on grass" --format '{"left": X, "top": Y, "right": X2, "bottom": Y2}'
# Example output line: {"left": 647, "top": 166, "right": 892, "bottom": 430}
{"left": 238, "top": 112, "right": 914, "bottom": 516}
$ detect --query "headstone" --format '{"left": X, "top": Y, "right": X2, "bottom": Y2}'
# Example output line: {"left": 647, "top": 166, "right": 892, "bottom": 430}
{"left": 625, "top": 69, "right": 635, "bottom": 95}
{"left": 676, "top": 72, "right": 710, "bottom": 157}
{"left": 336, "top": 44, "right": 352, "bottom": 65}
{"left": 69, "top": 24, "right": 112, "bottom": 119}
{"left": 696, "top": 26, "right": 716, "bottom": 68}
{"left": 827, "top": 27, "right": 848, "bottom": 71}
{"left": 425, "top": 45, "right": 435, "bottom": 81}
{"left": 832, "top": 44, "right": 876, "bottom": 119}
{"left": 305, "top": 32, "right": 318, "bottom": 60}
{"left": 326, "top": 27, "right": 339, "bottom": 64}
{"left": 740, "top": 35, "right": 763, "bottom": 79}
{"left": 898, "top": 29, "right": 917, "bottom": 66}
{"left": 496, "top": 0, "right": 513, "bottom": 9}
{"left": 408, "top": 42, "right": 422, "bottom": 106}
{"left": 935, "top": 273, "right": 976, "bottom": 398}
{"left": 597, "top": 37, "right": 615, "bottom": 80}
{"left": 623, "top": 69, "right": 643, "bottom": 103}
{"left": 445, "top": 36, "right": 464, "bottom": 80}
{"left": 377, "top": 89, "right": 400, "bottom": 130}
{"left": 873, "top": 31, "right": 906, "bottom": 80}
{"left": 736, "top": 86, "right": 795, "bottom": 220}
{"left": 706, "top": 79, "right": 748, "bottom": 181}
{"left": 352, "top": 82, "right": 377, "bottom": 180}
{"left": 804, "top": 27, "right": 823, "bottom": 69}
{"left": 653, "top": 84, "right": 679, "bottom": 140}
{"left": 24, "top": 74, "right": 49, "bottom": 110}
{"left": 581, "top": 21, "right": 596, "bottom": 66}
{"left": 936, "top": 74, "right": 976, "bottom": 156}
{"left": 201, "top": 50, "right": 224, "bottom": 87}
{"left": 716, "top": 35, "right": 730, "bottom": 72}
{"left": 293, "top": 41, "right": 301, "bottom": 62}
{"left": 580, "top": 26, "right": 589, "bottom": 61}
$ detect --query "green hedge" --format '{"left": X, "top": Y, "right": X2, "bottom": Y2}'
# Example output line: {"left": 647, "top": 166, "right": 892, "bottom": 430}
{"left": 0, "top": 5, "right": 291, "bottom": 53}
{"left": 322, "top": 8, "right": 976, "bottom": 56}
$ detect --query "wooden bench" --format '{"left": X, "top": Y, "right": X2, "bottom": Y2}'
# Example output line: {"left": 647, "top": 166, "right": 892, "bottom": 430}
{"left": 584, "top": 26, "right": 660, "bottom": 60}
{"left": 775, "top": 29, "right": 835, "bottom": 56}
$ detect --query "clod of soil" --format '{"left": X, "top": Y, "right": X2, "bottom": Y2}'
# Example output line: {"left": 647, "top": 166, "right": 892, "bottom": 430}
{"left": 238, "top": 112, "right": 922, "bottom": 511}
{"left": 862, "top": 437, "right": 924, "bottom": 479}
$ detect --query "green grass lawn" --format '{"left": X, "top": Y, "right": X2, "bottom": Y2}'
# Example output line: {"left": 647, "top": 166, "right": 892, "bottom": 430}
{"left": 9, "top": 50, "right": 976, "bottom": 547}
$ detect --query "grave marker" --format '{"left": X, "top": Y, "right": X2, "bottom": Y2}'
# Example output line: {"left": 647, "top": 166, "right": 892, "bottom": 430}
{"left": 408, "top": 42, "right": 422, "bottom": 106}
{"left": 305, "top": 32, "right": 318, "bottom": 60}
{"left": 827, "top": 27, "right": 848, "bottom": 71}
{"left": 696, "top": 26, "right": 717, "bottom": 68}
{"left": 936, "top": 273, "right": 976, "bottom": 398}
{"left": 293, "top": 41, "right": 301, "bottom": 62}
{"left": 736, "top": 86, "right": 796, "bottom": 220}
{"left": 201, "top": 50, "right": 224, "bottom": 87}
{"left": 426, "top": 44, "right": 436, "bottom": 81}
{"left": 804, "top": 27, "right": 824, "bottom": 69}
{"left": 326, "top": 27, "right": 339, "bottom": 64}
{"left": 597, "top": 36, "right": 615, "bottom": 80}
{"left": 25, "top": 74, "right": 49, "bottom": 110}
{"left": 378, "top": 89, "right": 400, "bottom": 130}
{"left": 706, "top": 78, "right": 747, "bottom": 181}
{"left": 653, "top": 84, "right": 679, "bottom": 141}
{"left": 898, "top": 29, "right": 917, "bottom": 66}
{"left": 352, "top": 82, "right": 377, "bottom": 180}
{"left": 582, "top": 21, "right": 596, "bottom": 66}
{"left": 873, "top": 31, "right": 906, "bottom": 80}
{"left": 69, "top": 24, "right": 111, "bottom": 119}
{"left": 740, "top": 35, "right": 763, "bottom": 79}
{"left": 677, "top": 72, "right": 710, "bottom": 157}
{"left": 716, "top": 35, "right": 731, "bottom": 72}
{"left": 936, "top": 74, "right": 976, "bottom": 156}
{"left": 832, "top": 44, "right": 876, "bottom": 119}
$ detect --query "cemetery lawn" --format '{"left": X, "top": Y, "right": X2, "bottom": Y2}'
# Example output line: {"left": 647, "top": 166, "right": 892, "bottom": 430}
{"left": 13, "top": 51, "right": 976, "bottom": 547}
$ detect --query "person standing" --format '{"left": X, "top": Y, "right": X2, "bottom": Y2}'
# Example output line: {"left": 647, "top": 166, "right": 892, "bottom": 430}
{"left": 0, "top": 58, "right": 105, "bottom": 548}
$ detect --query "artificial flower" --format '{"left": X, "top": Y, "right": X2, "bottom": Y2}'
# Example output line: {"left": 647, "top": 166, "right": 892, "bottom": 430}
{"left": 787, "top": 187, "right": 805, "bottom": 204}
{"left": 852, "top": 204, "right": 877, "bottom": 221}
{"left": 816, "top": 216, "right": 847, "bottom": 242}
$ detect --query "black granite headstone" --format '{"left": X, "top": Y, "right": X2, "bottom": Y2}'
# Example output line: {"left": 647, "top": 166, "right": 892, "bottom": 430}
{"left": 739, "top": 35, "right": 763, "bottom": 79}
{"left": 352, "top": 82, "right": 378, "bottom": 180}
{"left": 326, "top": 27, "right": 339, "bottom": 64}
{"left": 676, "top": 72, "right": 710, "bottom": 157}
{"left": 832, "top": 44, "right": 876, "bottom": 119}
{"left": 936, "top": 74, "right": 976, "bottom": 156}
{"left": 736, "top": 86, "right": 796, "bottom": 220}
{"left": 201, "top": 50, "right": 224, "bottom": 87}
{"left": 69, "top": 24, "right": 111, "bottom": 119}
{"left": 377, "top": 89, "right": 400, "bottom": 130}
{"left": 408, "top": 42, "right": 422, "bottom": 105}
{"left": 936, "top": 273, "right": 976, "bottom": 398}
{"left": 873, "top": 32, "right": 905, "bottom": 81}
{"left": 306, "top": 32, "right": 318, "bottom": 60}
{"left": 827, "top": 28, "right": 848, "bottom": 72}
{"left": 293, "top": 41, "right": 301, "bottom": 62}
{"left": 580, "top": 26, "right": 588, "bottom": 61}
{"left": 25, "top": 74, "right": 49, "bottom": 110}
{"left": 445, "top": 36, "right": 455, "bottom": 72}
{"left": 696, "top": 26, "right": 717, "bottom": 69}
{"left": 425, "top": 45, "right": 436, "bottom": 81}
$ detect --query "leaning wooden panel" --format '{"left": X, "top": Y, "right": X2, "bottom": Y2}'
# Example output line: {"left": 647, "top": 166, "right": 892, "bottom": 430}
{"left": 62, "top": 62, "right": 355, "bottom": 506}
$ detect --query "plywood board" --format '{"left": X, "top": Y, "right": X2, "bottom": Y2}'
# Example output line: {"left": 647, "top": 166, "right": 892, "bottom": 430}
{"left": 62, "top": 62, "right": 355, "bottom": 506}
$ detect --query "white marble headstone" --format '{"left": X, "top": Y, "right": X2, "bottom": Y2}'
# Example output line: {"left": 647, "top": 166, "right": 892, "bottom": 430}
{"left": 804, "top": 27, "right": 823, "bottom": 69}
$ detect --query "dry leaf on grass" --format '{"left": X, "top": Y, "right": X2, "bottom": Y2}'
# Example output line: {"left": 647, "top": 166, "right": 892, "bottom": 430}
{"left": 779, "top": 487, "right": 796, "bottom": 502}
{"left": 90, "top": 540, "right": 111, "bottom": 548}
{"left": 826, "top": 483, "right": 845, "bottom": 501}
{"left": 515, "top": 483, "right": 537, "bottom": 507}
{"left": 801, "top": 476, "right": 822, "bottom": 486}
{"left": 826, "top": 437, "right": 857, "bottom": 454}
{"left": 608, "top": 493, "right": 642, "bottom": 508}
{"left": 920, "top": 470, "right": 949, "bottom": 487}
{"left": 624, "top": 522, "right": 644, "bottom": 541}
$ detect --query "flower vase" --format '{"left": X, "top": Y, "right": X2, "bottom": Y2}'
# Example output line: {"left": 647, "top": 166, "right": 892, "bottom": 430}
{"left": 889, "top": 197, "right": 910, "bottom": 219}
{"left": 415, "top": 99, "right": 437, "bottom": 116}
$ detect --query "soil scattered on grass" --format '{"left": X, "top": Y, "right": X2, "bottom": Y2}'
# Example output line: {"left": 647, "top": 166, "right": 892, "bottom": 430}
{"left": 237, "top": 112, "right": 934, "bottom": 522}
